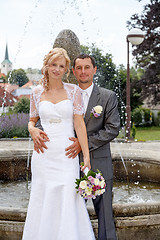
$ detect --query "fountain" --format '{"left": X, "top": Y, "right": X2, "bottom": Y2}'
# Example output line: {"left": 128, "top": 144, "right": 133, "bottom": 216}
{"left": 0, "top": 137, "right": 160, "bottom": 240}
{"left": 0, "top": 26, "right": 160, "bottom": 240}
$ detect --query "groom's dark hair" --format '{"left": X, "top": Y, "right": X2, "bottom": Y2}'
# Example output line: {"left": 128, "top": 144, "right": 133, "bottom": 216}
{"left": 73, "top": 53, "right": 96, "bottom": 68}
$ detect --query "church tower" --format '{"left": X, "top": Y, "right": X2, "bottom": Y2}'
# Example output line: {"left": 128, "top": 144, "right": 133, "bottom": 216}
{"left": 1, "top": 44, "right": 12, "bottom": 75}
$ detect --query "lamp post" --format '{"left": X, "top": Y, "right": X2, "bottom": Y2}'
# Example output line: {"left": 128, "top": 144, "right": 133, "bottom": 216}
{"left": 126, "top": 28, "right": 144, "bottom": 139}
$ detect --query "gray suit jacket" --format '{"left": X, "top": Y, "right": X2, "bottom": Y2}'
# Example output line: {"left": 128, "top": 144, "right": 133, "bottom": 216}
{"left": 79, "top": 84, "right": 120, "bottom": 180}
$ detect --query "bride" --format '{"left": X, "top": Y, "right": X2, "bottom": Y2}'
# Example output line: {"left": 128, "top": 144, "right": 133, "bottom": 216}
{"left": 22, "top": 48, "right": 95, "bottom": 240}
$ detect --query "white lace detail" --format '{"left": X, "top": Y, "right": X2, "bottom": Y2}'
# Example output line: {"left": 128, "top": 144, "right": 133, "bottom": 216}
{"left": 30, "top": 82, "right": 84, "bottom": 118}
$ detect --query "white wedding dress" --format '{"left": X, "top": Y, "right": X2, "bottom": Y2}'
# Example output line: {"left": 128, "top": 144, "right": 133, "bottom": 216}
{"left": 22, "top": 83, "right": 95, "bottom": 240}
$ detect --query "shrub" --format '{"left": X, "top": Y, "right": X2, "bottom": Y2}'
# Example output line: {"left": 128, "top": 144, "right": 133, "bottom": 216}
{"left": 132, "top": 107, "right": 143, "bottom": 126}
{"left": 132, "top": 107, "right": 153, "bottom": 127}
{"left": 0, "top": 113, "right": 29, "bottom": 138}
{"left": 143, "top": 108, "right": 152, "bottom": 126}
{"left": 153, "top": 111, "right": 160, "bottom": 126}
{"left": 131, "top": 123, "right": 136, "bottom": 139}
{"left": 13, "top": 97, "right": 30, "bottom": 113}
{"left": 157, "top": 111, "right": 160, "bottom": 126}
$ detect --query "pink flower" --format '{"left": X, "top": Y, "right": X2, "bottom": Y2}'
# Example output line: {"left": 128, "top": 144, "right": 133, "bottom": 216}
{"left": 78, "top": 187, "right": 83, "bottom": 194}
{"left": 93, "top": 112, "right": 100, "bottom": 118}
{"left": 88, "top": 176, "right": 95, "bottom": 184}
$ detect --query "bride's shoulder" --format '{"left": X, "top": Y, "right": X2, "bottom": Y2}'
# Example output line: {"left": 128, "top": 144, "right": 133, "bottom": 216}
{"left": 63, "top": 82, "right": 79, "bottom": 91}
{"left": 31, "top": 85, "right": 44, "bottom": 101}
{"left": 32, "top": 84, "right": 44, "bottom": 94}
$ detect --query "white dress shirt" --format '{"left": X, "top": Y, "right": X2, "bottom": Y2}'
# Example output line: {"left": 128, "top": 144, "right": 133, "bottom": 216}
{"left": 81, "top": 83, "right": 94, "bottom": 113}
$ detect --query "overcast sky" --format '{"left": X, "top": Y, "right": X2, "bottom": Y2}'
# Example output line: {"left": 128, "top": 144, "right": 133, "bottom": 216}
{"left": 0, "top": 0, "right": 149, "bottom": 70}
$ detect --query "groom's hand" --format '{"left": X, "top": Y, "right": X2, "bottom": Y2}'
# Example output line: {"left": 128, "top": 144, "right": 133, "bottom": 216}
{"left": 65, "top": 137, "right": 81, "bottom": 158}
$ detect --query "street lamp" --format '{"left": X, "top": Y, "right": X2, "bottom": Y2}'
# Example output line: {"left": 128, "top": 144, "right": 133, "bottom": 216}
{"left": 126, "top": 28, "right": 144, "bottom": 139}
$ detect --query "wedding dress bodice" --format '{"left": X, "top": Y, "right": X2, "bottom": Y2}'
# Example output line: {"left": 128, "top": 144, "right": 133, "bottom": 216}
{"left": 30, "top": 83, "right": 84, "bottom": 119}
{"left": 39, "top": 100, "right": 74, "bottom": 138}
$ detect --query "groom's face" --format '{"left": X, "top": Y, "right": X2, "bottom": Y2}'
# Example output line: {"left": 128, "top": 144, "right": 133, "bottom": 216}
{"left": 72, "top": 58, "right": 97, "bottom": 89}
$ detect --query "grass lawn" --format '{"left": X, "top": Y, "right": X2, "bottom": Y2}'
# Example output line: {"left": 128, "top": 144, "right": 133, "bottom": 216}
{"left": 135, "top": 126, "right": 160, "bottom": 141}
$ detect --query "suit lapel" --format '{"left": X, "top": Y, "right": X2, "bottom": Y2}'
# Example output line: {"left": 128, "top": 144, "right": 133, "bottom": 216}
{"left": 84, "top": 84, "right": 100, "bottom": 125}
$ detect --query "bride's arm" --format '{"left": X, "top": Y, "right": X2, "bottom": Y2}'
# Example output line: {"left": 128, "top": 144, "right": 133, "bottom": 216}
{"left": 29, "top": 86, "right": 49, "bottom": 153}
{"left": 74, "top": 114, "right": 91, "bottom": 171}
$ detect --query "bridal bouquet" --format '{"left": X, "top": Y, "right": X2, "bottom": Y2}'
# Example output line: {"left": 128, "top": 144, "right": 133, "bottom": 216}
{"left": 75, "top": 167, "right": 106, "bottom": 200}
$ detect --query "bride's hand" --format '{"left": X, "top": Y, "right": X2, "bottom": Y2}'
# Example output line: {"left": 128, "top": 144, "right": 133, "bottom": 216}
{"left": 29, "top": 126, "right": 49, "bottom": 153}
{"left": 80, "top": 157, "right": 91, "bottom": 172}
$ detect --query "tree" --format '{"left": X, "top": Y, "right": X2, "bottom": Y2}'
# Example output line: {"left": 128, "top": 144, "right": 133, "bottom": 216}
{"left": 13, "top": 97, "right": 30, "bottom": 113}
{"left": 9, "top": 69, "right": 29, "bottom": 87}
{"left": 0, "top": 75, "right": 7, "bottom": 83}
{"left": 127, "top": 0, "right": 160, "bottom": 105}
{"left": 116, "top": 64, "right": 143, "bottom": 125}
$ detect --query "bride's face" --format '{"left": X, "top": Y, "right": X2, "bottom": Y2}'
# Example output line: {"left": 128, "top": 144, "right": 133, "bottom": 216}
{"left": 48, "top": 56, "right": 67, "bottom": 80}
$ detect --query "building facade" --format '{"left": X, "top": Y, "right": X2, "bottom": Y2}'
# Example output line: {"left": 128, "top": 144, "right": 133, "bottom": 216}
{"left": 1, "top": 44, "right": 12, "bottom": 76}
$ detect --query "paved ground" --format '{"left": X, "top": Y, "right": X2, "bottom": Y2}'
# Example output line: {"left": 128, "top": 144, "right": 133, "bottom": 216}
{"left": 0, "top": 138, "right": 160, "bottom": 163}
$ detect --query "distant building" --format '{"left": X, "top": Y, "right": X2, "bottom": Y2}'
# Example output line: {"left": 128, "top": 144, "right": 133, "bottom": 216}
{"left": 0, "top": 86, "right": 17, "bottom": 115}
{"left": 142, "top": 95, "right": 160, "bottom": 117}
{"left": 11, "top": 80, "right": 37, "bottom": 99}
{"left": 0, "top": 83, "right": 19, "bottom": 94}
{"left": 1, "top": 44, "right": 12, "bottom": 76}
{"left": 12, "top": 88, "right": 32, "bottom": 99}
{"left": 26, "top": 73, "right": 42, "bottom": 85}
{"left": 21, "top": 80, "right": 34, "bottom": 89}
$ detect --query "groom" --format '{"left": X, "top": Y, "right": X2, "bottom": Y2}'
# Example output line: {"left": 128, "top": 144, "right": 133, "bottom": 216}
{"left": 65, "top": 54, "right": 120, "bottom": 240}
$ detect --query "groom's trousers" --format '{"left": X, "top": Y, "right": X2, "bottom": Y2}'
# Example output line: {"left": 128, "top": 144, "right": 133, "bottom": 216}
{"left": 92, "top": 179, "right": 117, "bottom": 240}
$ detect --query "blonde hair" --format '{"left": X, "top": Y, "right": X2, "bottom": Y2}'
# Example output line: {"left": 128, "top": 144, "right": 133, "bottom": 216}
{"left": 41, "top": 48, "right": 70, "bottom": 90}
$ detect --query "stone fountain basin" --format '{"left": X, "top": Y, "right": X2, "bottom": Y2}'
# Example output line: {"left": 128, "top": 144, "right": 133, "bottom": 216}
{"left": 112, "top": 140, "right": 160, "bottom": 183}
{"left": 0, "top": 202, "right": 160, "bottom": 240}
{"left": 0, "top": 139, "right": 160, "bottom": 239}
{"left": 0, "top": 139, "right": 160, "bottom": 183}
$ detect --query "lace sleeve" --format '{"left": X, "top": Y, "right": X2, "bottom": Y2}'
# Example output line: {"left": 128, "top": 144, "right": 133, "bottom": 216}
{"left": 30, "top": 85, "right": 43, "bottom": 118}
{"left": 30, "top": 89, "right": 39, "bottom": 118}
{"left": 73, "top": 85, "right": 84, "bottom": 115}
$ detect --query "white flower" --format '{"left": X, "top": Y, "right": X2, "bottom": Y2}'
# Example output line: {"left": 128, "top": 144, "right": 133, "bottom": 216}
{"left": 93, "top": 105, "right": 103, "bottom": 114}
{"left": 99, "top": 180, "right": 105, "bottom": 188}
{"left": 94, "top": 178, "right": 100, "bottom": 185}
{"left": 95, "top": 190, "right": 101, "bottom": 195}
{"left": 79, "top": 180, "right": 87, "bottom": 189}
{"left": 86, "top": 188, "right": 92, "bottom": 195}
{"left": 101, "top": 189, "right": 105, "bottom": 194}
{"left": 96, "top": 189, "right": 105, "bottom": 196}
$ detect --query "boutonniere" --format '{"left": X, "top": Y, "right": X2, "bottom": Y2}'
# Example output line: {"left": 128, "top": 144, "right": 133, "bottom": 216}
{"left": 90, "top": 105, "right": 103, "bottom": 118}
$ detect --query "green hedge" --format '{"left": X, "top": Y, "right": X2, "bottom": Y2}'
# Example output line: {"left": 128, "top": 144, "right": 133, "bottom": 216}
{"left": 132, "top": 107, "right": 153, "bottom": 127}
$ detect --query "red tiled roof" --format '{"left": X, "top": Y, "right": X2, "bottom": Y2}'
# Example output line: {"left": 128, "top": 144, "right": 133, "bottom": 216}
{"left": 0, "top": 86, "right": 17, "bottom": 106}
{"left": 18, "top": 95, "right": 30, "bottom": 99}
{"left": 0, "top": 73, "right": 5, "bottom": 78}
{"left": 21, "top": 80, "right": 33, "bottom": 88}
{"left": 0, "top": 83, "right": 19, "bottom": 93}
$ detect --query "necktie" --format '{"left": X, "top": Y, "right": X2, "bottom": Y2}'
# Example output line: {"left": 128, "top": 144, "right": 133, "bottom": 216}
{"left": 82, "top": 91, "right": 88, "bottom": 113}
